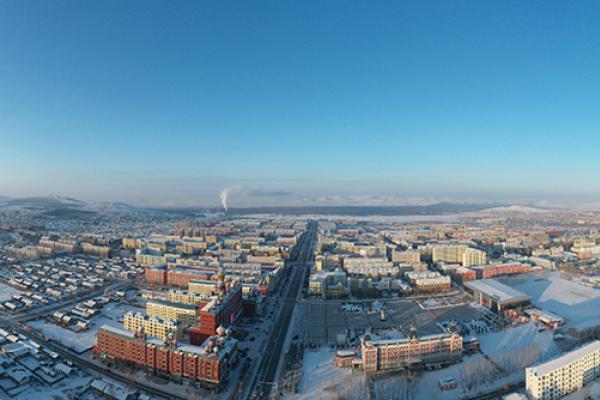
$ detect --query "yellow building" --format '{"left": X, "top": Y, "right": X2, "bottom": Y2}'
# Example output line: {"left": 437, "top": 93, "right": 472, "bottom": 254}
{"left": 392, "top": 250, "right": 421, "bottom": 264}
{"left": 146, "top": 299, "right": 199, "bottom": 327}
{"left": 188, "top": 279, "right": 217, "bottom": 295}
{"left": 167, "top": 289, "right": 210, "bottom": 305}
{"left": 462, "top": 248, "right": 487, "bottom": 267}
{"left": 123, "top": 311, "right": 182, "bottom": 341}
{"left": 432, "top": 245, "right": 468, "bottom": 263}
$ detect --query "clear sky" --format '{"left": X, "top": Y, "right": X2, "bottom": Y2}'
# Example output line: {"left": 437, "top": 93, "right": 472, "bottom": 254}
{"left": 1, "top": 1, "right": 599, "bottom": 207}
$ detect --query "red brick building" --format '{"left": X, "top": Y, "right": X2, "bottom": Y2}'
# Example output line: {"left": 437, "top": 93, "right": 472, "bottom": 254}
{"left": 167, "top": 267, "right": 215, "bottom": 288}
{"left": 359, "top": 331, "right": 462, "bottom": 372}
{"left": 145, "top": 264, "right": 217, "bottom": 287}
{"left": 145, "top": 264, "right": 168, "bottom": 285}
{"left": 470, "top": 262, "right": 531, "bottom": 280}
{"left": 189, "top": 284, "right": 243, "bottom": 345}
{"left": 452, "top": 266, "right": 477, "bottom": 283}
{"left": 94, "top": 325, "right": 237, "bottom": 388}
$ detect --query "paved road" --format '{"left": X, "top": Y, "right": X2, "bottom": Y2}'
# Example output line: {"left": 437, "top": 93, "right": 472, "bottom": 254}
{"left": 247, "top": 221, "right": 317, "bottom": 400}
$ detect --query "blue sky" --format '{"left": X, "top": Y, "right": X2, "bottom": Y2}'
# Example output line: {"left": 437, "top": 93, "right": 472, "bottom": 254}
{"left": 1, "top": 1, "right": 599, "bottom": 207}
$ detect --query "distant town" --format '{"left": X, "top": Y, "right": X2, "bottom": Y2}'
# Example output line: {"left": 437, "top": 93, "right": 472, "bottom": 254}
{"left": 0, "top": 197, "right": 599, "bottom": 400}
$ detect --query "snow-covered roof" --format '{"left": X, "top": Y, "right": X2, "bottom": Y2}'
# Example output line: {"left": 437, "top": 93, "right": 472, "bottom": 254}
{"left": 464, "top": 279, "right": 531, "bottom": 305}
{"left": 526, "top": 340, "right": 600, "bottom": 377}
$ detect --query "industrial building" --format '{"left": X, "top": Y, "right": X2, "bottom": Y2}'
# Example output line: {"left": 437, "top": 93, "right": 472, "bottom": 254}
{"left": 464, "top": 279, "right": 531, "bottom": 312}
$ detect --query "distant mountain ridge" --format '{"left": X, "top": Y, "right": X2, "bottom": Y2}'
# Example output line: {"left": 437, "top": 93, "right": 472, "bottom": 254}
{"left": 0, "top": 195, "right": 171, "bottom": 218}
{"left": 156, "top": 202, "right": 505, "bottom": 216}
{"left": 0, "top": 195, "right": 558, "bottom": 217}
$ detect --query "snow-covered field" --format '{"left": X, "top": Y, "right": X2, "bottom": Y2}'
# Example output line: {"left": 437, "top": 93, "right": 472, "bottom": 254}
{"left": 288, "top": 347, "right": 362, "bottom": 400}
{"left": 503, "top": 271, "right": 600, "bottom": 327}
{"left": 0, "top": 283, "right": 23, "bottom": 301}
{"left": 413, "top": 322, "right": 560, "bottom": 400}
{"left": 27, "top": 302, "right": 143, "bottom": 353}
{"left": 478, "top": 322, "right": 558, "bottom": 358}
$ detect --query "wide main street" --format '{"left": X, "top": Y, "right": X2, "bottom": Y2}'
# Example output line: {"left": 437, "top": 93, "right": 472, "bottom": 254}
{"left": 247, "top": 220, "right": 317, "bottom": 400}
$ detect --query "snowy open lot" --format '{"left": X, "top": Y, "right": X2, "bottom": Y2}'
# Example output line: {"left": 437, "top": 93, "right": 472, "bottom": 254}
{"left": 414, "top": 322, "right": 560, "bottom": 400}
{"left": 502, "top": 271, "right": 600, "bottom": 327}
{"left": 286, "top": 347, "right": 363, "bottom": 400}
{"left": 478, "top": 321, "right": 558, "bottom": 358}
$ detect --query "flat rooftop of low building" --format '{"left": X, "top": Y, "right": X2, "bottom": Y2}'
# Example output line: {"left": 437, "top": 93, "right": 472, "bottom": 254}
{"left": 464, "top": 279, "right": 531, "bottom": 305}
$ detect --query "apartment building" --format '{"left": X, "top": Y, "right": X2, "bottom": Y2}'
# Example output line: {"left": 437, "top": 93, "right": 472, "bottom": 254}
{"left": 95, "top": 325, "right": 237, "bottom": 388}
{"left": 432, "top": 245, "right": 468, "bottom": 263}
{"left": 146, "top": 299, "right": 199, "bottom": 327}
{"left": 392, "top": 250, "right": 421, "bottom": 265}
{"left": 461, "top": 248, "right": 487, "bottom": 267}
{"left": 123, "top": 312, "right": 182, "bottom": 341}
{"left": 526, "top": 341, "right": 600, "bottom": 400}
{"left": 166, "top": 289, "right": 210, "bottom": 306}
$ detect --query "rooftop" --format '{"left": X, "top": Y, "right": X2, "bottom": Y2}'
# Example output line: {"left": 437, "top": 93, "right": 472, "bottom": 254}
{"left": 526, "top": 341, "right": 600, "bottom": 376}
{"left": 464, "top": 279, "right": 531, "bottom": 305}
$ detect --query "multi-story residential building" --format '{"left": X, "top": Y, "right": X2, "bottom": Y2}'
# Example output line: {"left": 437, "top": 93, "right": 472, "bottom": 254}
{"left": 343, "top": 257, "right": 391, "bottom": 269}
{"left": 189, "top": 283, "right": 243, "bottom": 345}
{"left": 188, "top": 279, "right": 219, "bottom": 295}
{"left": 461, "top": 248, "right": 487, "bottom": 267}
{"left": 432, "top": 245, "right": 468, "bottom": 264}
{"left": 345, "top": 265, "right": 400, "bottom": 277}
{"left": 146, "top": 299, "right": 199, "bottom": 327}
{"left": 359, "top": 331, "right": 462, "bottom": 372}
{"left": 94, "top": 325, "right": 237, "bottom": 388}
{"left": 470, "top": 262, "right": 531, "bottom": 279}
{"left": 167, "top": 289, "right": 211, "bottom": 306}
{"left": 413, "top": 275, "right": 451, "bottom": 294}
{"left": 307, "top": 271, "right": 347, "bottom": 298}
{"left": 392, "top": 250, "right": 421, "bottom": 265}
{"left": 452, "top": 266, "right": 477, "bottom": 283}
{"left": 526, "top": 341, "right": 600, "bottom": 400}
{"left": 123, "top": 312, "right": 182, "bottom": 341}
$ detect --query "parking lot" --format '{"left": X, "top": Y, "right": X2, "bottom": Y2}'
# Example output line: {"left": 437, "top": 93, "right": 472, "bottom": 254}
{"left": 298, "top": 298, "right": 486, "bottom": 346}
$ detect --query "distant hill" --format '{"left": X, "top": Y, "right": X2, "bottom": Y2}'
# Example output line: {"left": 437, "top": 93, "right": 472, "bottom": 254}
{"left": 3, "top": 195, "right": 87, "bottom": 209}
{"left": 479, "top": 205, "right": 548, "bottom": 214}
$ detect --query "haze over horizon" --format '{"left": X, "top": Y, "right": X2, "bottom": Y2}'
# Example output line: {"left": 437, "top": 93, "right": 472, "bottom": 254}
{"left": 2, "top": 1, "right": 600, "bottom": 207}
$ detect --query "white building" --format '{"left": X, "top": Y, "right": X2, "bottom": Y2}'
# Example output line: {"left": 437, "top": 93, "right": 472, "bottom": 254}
{"left": 526, "top": 341, "right": 600, "bottom": 400}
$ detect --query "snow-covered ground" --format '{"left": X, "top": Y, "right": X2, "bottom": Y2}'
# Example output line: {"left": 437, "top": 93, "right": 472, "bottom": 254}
{"left": 414, "top": 322, "right": 560, "bottom": 400}
{"left": 478, "top": 322, "right": 558, "bottom": 358}
{"left": 287, "top": 347, "right": 361, "bottom": 400}
{"left": 414, "top": 353, "right": 486, "bottom": 400}
{"left": 0, "top": 283, "right": 23, "bottom": 302}
{"left": 503, "top": 271, "right": 600, "bottom": 327}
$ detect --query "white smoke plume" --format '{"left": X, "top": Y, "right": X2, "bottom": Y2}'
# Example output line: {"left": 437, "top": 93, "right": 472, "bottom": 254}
{"left": 220, "top": 185, "right": 240, "bottom": 212}
{"left": 220, "top": 189, "right": 229, "bottom": 211}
